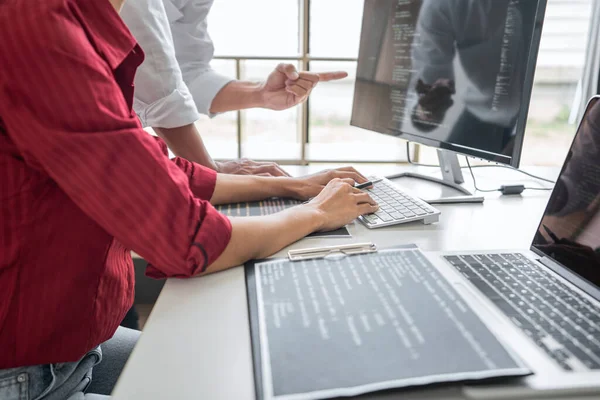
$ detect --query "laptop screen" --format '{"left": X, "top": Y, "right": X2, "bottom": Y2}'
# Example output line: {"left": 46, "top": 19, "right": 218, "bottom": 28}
{"left": 531, "top": 97, "right": 600, "bottom": 289}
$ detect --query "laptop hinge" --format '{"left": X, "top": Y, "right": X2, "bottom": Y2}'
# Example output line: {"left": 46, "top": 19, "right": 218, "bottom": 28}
{"left": 537, "top": 255, "right": 561, "bottom": 270}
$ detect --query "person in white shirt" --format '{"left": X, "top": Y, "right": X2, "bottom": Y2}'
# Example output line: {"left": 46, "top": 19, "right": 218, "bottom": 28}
{"left": 410, "top": 0, "right": 533, "bottom": 154}
{"left": 120, "top": 0, "right": 348, "bottom": 176}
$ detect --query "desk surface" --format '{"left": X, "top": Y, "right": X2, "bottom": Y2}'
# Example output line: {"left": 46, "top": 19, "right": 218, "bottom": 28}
{"left": 112, "top": 165, "right": 573, "bottom": 400}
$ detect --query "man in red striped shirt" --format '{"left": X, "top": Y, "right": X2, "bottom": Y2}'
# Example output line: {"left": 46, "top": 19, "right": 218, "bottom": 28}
{"left": 0, "top": 0, "right": 378, "bottom": 398}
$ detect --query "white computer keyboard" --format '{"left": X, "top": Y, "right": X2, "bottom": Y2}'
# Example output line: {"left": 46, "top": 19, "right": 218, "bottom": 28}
{"left": 358, "top": 177, "right": 441, "bottom": 228}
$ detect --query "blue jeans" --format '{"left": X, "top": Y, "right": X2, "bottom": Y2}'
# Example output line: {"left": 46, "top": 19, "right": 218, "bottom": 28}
{"left": 0, "top": 327, "right": 139, "bottom": 400}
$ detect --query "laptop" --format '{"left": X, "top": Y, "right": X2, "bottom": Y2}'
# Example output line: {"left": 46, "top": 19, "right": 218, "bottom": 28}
{"left": 409, "top": 96, "right": 600, "bottom": 398}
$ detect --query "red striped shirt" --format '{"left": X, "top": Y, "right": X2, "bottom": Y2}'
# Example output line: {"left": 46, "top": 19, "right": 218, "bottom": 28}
{"left": 0, "top": 0, "right": 231, "bottom": 368}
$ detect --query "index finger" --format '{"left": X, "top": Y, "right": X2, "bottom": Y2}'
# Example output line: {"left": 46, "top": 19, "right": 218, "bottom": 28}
{"left": 316, "top": 71, "right": 348, "bottom": 82}
{"left": 353, "top": 192, "right": 378, "bottom": 205}
{"left": 251, "top": 161, "right": 292, "bottom": 177}
{"left": 270, "top": 165, "right": 291, "bottom": 177}
{"left": 297, "top": 72, "right": 320, "bottom": 83}
{"left": 253, "top": 164, "right": 288, "bottom": 177}
{"left": 340, "top": 178, "right": 356, "bottom": 187}
{"left": 331, "top": 171, "right": 365, "bottom": 185}
{"left": 335, "top": 167, "right": 368, "bottom": 182}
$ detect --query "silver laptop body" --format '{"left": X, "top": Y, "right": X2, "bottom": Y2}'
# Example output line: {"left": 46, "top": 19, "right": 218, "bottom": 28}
{"left": 417, "top": 97, "right": 600, "bottom": 398}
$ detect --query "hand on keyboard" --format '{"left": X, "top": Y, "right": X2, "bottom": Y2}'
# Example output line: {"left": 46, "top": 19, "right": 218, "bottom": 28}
{"left": 358, "top": 177, "right": 440, "bottom": 228}
{"left": 306, "top": 178, "right": 379, "bottom": 231}
{"left": 291, "top": 166, "right": 369, "bottom": 199}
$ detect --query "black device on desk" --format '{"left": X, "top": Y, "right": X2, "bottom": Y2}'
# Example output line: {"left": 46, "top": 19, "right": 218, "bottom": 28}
{"left": 351, "top": 0, "right": 547, "bottom": 204}
{"left": 245, "top": 246, "right": 531, "bottom": 400}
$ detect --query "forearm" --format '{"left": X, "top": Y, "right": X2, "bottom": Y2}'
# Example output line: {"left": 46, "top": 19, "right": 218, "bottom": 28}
{"left": 205, "top": 205, "right": 322, "bottom": 274}
{"left": 210, "top": 174, "right": 296, "bottom": 205}
{"left": 209, "top": 80, "right": 264, "bottom": 114}
{"left": 154, "top": 124, "right": 218, "bottom": 170}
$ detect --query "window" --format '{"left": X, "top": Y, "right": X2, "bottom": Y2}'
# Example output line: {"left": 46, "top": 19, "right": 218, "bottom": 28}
{"left": 523, "top": 0, "right": 593, "bottom": 166}
{"left": 309, "top": 0, "right": 363, "bottom": 58}
{"left": 194, "top": 60, "right": 238, "bottom": 160}
{"left": 200, "top": 0, "right": 593, "bottom": 166}
{"left": 209, "top": 0, "right": 299, "bottom": 57}
{"left": 307, "top": 61, "right": 406, "bottom": 162}
{"left": 241, "top": 61, "right": 301, "bottom": 161}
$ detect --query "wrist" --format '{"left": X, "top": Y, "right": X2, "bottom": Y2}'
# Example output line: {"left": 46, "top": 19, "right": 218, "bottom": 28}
{"left": 212, "top": 160, "right": 222, "bottom": 172}
{"left": 255, "top": 82, "right": 269, "bottom": 108}
{"left": 298, "top": 203, "right": 326, "bottom": 232}
{"left": 229, "top": 81, "right": 264, "bottom": 108}
{"left": 263, "top": 176, "right": 298, "bottom": 198}
{"left": 210, "top": 81, "right": 265, "bottom": 113}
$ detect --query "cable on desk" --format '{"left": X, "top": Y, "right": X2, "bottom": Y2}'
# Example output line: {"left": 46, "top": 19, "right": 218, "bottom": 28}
{"left": 475, "top": 164, "right": 556, "bottom": 184}
{"left": 465, "top": 157, "right": 553, "bottom": 194}
{"left": 405, "top": 141, "right": 556, "bottom": 184}
{"left": 465, "top": 157, "right": 499, "bottom": 192}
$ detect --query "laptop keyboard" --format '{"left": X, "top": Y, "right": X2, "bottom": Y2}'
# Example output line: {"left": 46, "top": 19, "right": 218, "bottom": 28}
{"left": 444, "top": 253, "right": 600, "bottom": 371}
{"left": 358, "top": 177, "right": 440, "bottom": 228}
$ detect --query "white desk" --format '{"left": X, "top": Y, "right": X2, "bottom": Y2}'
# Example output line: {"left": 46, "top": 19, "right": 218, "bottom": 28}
{"left": 112, "top": 165, "right": 584, "bottom": 400}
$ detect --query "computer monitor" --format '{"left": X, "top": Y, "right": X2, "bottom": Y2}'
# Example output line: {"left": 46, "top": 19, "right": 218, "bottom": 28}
{"left": 351, "top": 0, "right": 548, "bottom": 202}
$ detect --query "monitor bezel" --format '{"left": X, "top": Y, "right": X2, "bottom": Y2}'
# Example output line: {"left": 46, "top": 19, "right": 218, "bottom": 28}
{"left": 350, "top": 0, "right": 549, "bottom": 168}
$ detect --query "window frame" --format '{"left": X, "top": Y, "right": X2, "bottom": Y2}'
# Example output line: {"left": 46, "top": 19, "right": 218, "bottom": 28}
{"left": 213, "top": 0, "right": 414, "bottom": 165}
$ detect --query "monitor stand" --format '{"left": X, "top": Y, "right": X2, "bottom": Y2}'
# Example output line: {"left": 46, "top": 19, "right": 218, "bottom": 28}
{"left": 387, "top": 149, "right": 485, "bottom": 204}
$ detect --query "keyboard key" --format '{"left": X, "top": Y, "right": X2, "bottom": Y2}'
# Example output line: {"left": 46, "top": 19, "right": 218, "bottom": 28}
{"left": 562, "top": 342, "right": 600, "bottom": 370}
{"left": 364, "top": 215, "right": 379, "bottom": 223}
{"left": 357, "top": 177, "right": 440, "bottom": 228}
{"left": 379, "top": 213, "right": 393, "bottom": 222}
{"left": 444, "top": 253, "right": 600, "bottom": 372}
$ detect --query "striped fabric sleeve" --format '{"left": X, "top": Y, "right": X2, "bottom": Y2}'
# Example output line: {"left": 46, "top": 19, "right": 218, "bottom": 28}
{"left": 0, "top": 6, "right": 231, "bottom": 277}
{"left": 152, "top": 136, "right": 219, "bottom": 200}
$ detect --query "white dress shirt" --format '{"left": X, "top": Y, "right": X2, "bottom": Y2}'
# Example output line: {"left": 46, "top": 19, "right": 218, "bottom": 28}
{"left": 121, "top": 0, "right": 233, "bottom": 128}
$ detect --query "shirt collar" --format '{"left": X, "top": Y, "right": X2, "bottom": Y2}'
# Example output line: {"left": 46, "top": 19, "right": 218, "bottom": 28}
{"left": 76, "top": 0, "right": 139, "bottom": 70}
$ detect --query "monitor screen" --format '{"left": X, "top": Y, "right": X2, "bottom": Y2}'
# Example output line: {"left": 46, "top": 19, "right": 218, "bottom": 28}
{"left": 351, "top": 0, "right": 546, "bottom": 166}
{"left": 531, "top": 97, "right": 600, "bottom": 290}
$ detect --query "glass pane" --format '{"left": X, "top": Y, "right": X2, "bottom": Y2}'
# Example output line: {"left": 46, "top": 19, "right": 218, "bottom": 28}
{"left": 307, "top": 61, "right": 407, "bottom": 162}
{"left": 419, "top": 0, "right": 593, "bottom": 167}
{"left": 241, "top": 61, "right": 301, "bottom": 160}
{"left": 310, "top": 0, "right": 364, "bottom": 58}
{"left": 194, "top": 60, "right": 238, "bottom": 160}
{"left": 520, "top": 0, "right": 592, "bottom": 166}
{"left": 209, "top": 0, "right": 299, "bottom": 57}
